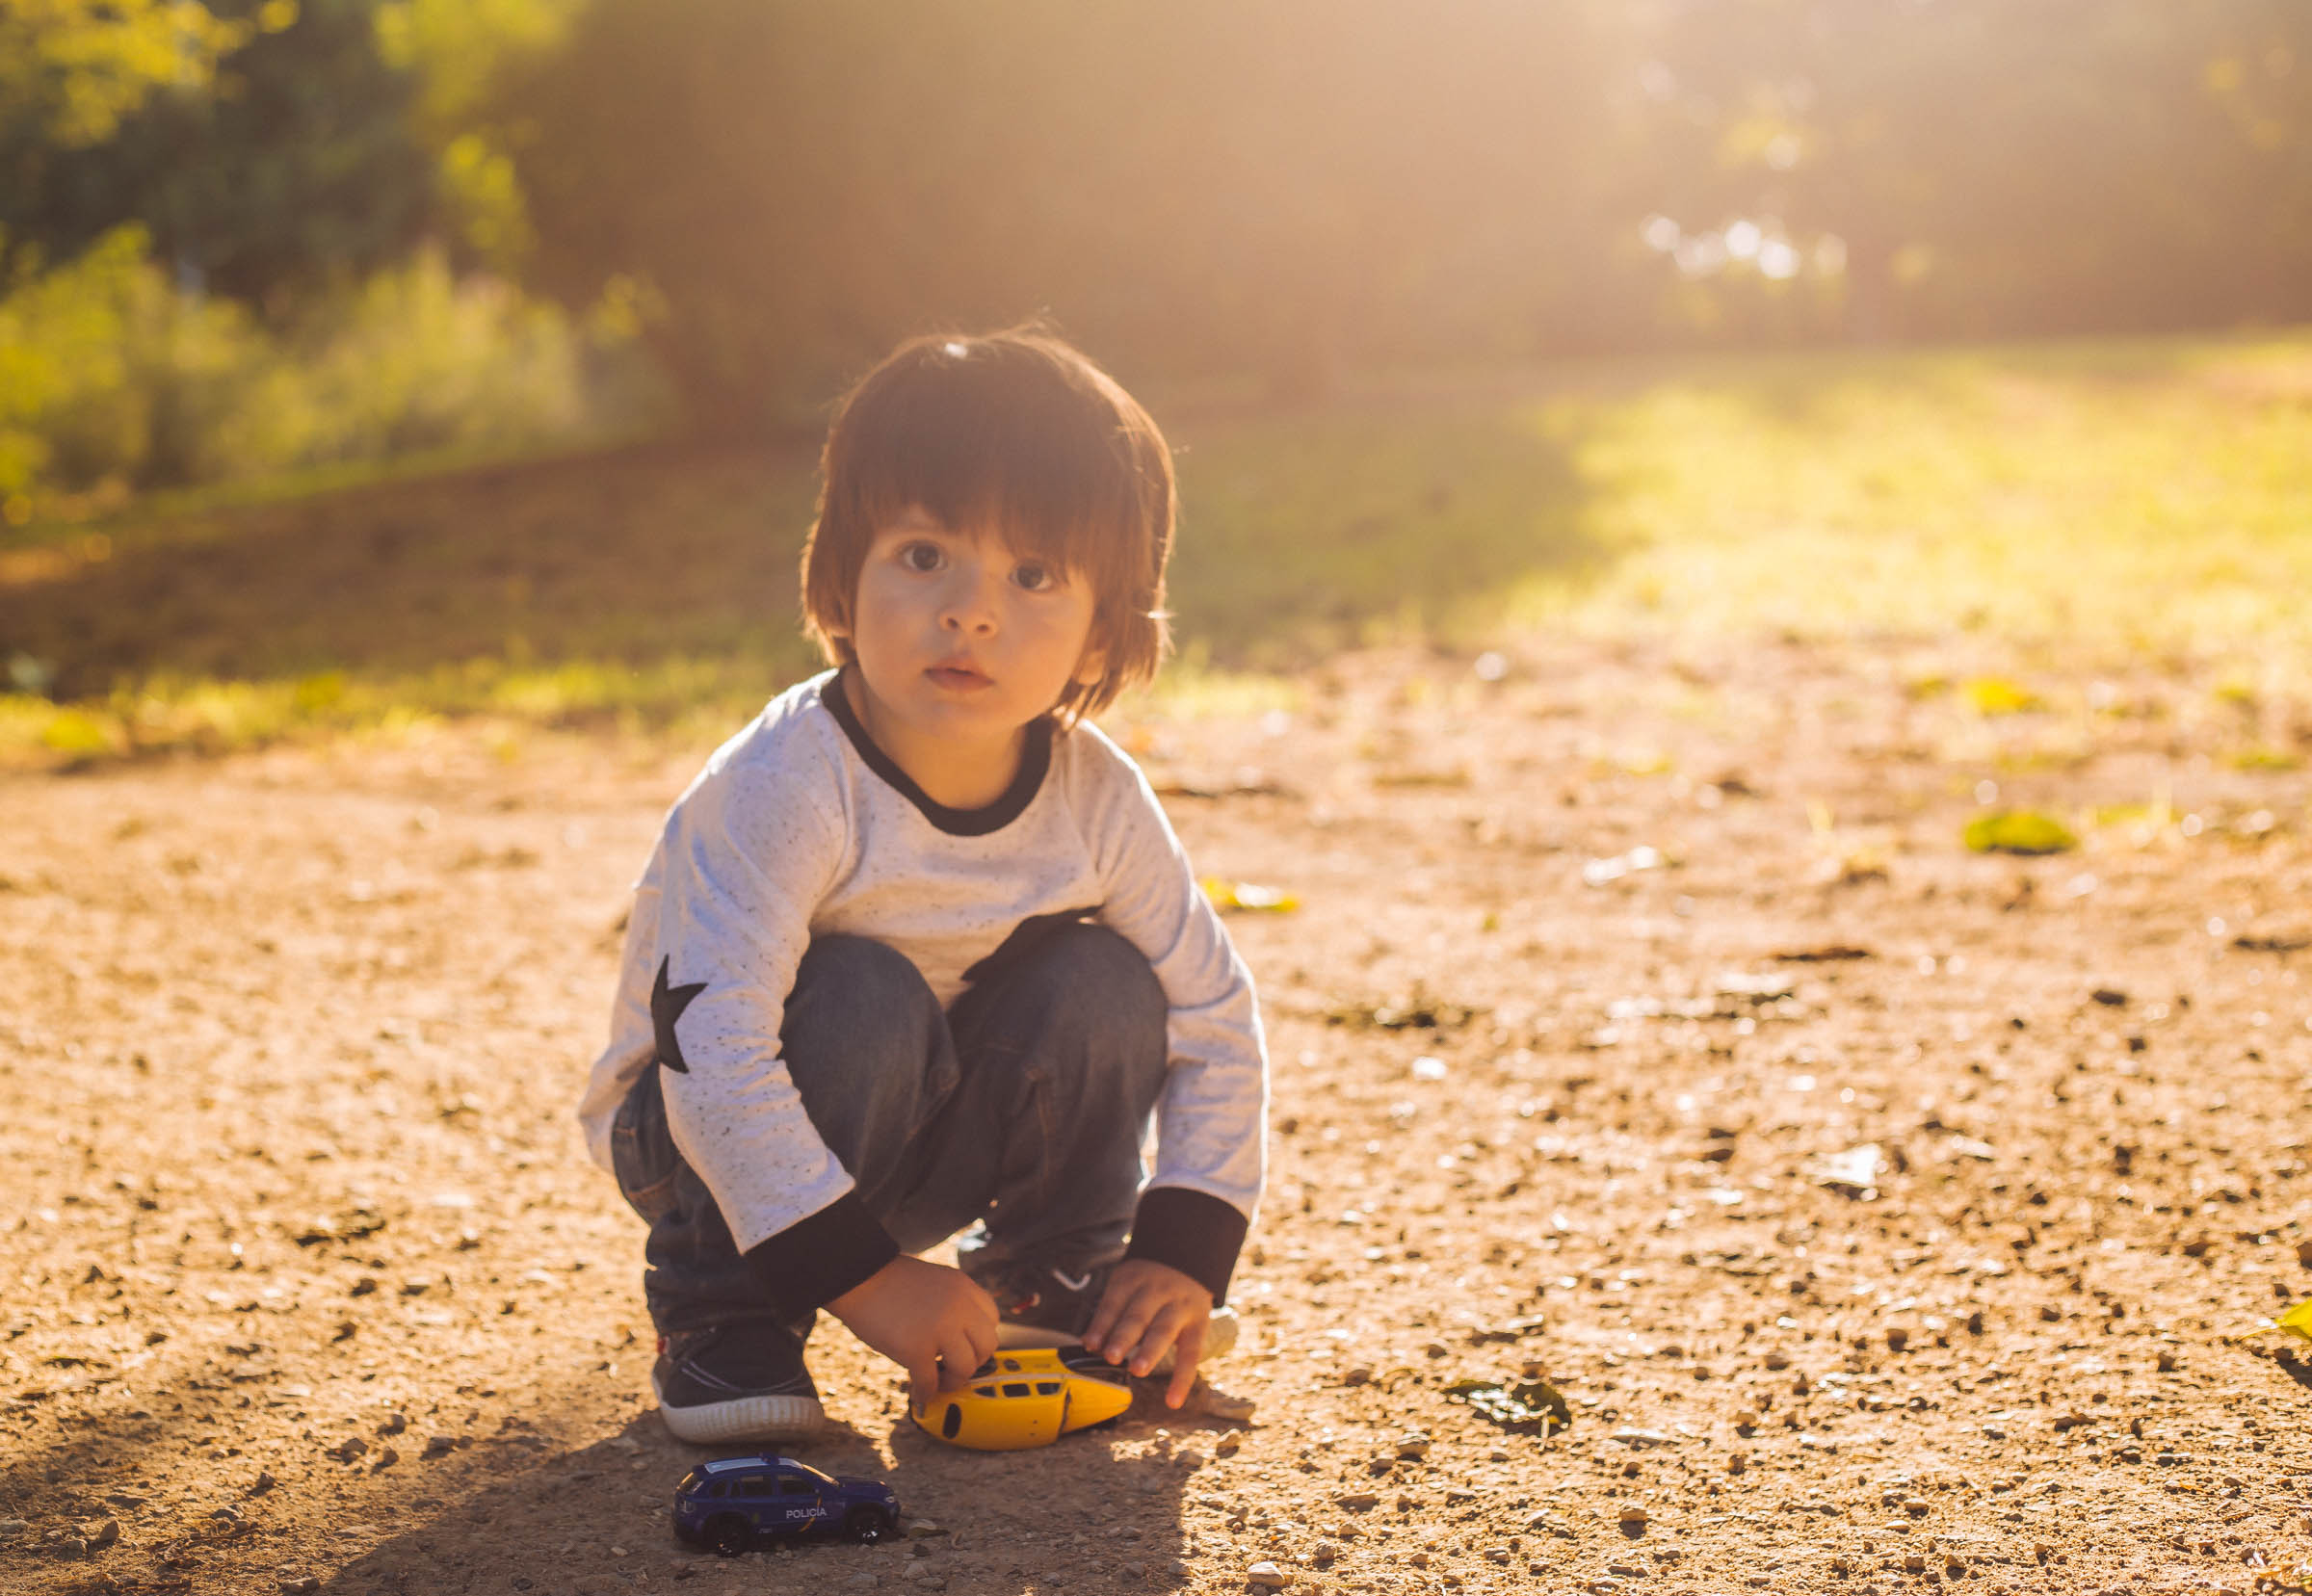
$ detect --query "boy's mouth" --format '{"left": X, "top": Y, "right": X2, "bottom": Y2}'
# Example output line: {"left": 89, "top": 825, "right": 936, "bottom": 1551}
{"left": 926, "top": 661, "right": 992, "bottom": 691}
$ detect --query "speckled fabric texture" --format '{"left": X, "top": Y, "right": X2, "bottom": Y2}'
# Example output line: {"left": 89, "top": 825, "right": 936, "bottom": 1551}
{"left": 578, "top": 670, "right": 1267, "bottom": 1260}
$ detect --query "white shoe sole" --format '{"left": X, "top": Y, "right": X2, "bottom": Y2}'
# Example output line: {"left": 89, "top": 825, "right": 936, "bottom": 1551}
{"left": 651, "top": 1369, "right": 825, "bottom": 1445}
{"left": 994, "top": 1305, "right": 1238, "bottom": 1371}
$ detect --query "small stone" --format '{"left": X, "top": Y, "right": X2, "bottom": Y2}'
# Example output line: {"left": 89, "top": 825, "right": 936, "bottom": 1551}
{"left": 1727, "top": 1453, "right": 1747, "bottom": 1476}
{"left": 1885, "top": 1327, "right": 1909, "bottom": 1353}
{"left": 1215, "top": 1433, "right": 1241, "bottom": 1457}
{"left": 1341, "top": 1366, "right": 1375, "bottom": 1387}
{"left": 55, "top": 1537, "right": 87, "bottom": 1559}
{"left": 0, "top": 1520, "right": 26, "bottom": 1540}
{"left": 2298, "top": 1239, "right": 2312, "bottom": 1269}
{"left": 1904, "top": 1553, "right": 1927, "bottom": 1573}
{"left": 1338, "top": 1493, "right": 1379, "bottom": 1512}
{"left": 1167, "top": 1559, "right": 1193, "bottom": 1578}
{"left": 1394, "top": 1433, "right": 1431, "bottom": 1461}
{"left": 905, "top": 1520, "right": 942, "bottom": 1539}
{"left": 89, "top": 1518, "right": 119, "bottom": 1550}
{"left": 371, "top": 1446, "right": 400, "bottom": 1472}
{"left": 1121, "top": 1562, "right": 1147, "bottom": 1580}
{"left": 281, "top": 1581, "right": 321, "bottom": 1594}
{"left": 1618, "top": 1505, "right": 1649, "bottom": 1528}
{"left": 328, "top": 1436, "right": 369, "bottom": 1463}
{"left": 421, "top": 1434, "right": 460, "bottom": 1458}
{"left": 248, "top": 1471, "right": 276, "bottom": 1496}
{"left": 378, "top": 1412, "right": 408, "bottom": 1436}
{"left": 1247, "top": 1561, "right": 1290, "bottom": 1589}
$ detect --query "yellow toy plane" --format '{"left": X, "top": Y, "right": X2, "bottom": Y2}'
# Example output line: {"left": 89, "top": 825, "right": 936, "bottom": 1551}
{"left": 915, "top": 1347, "right": 1134, "bottom": 1451}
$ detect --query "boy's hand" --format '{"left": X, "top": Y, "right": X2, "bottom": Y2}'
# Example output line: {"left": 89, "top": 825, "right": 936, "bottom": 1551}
{"left": 826, "top": 1255, "right": 999, "bottom": 1412}
{"left": 1084, "top": 1259, "right": 1212, "bottom": 1409}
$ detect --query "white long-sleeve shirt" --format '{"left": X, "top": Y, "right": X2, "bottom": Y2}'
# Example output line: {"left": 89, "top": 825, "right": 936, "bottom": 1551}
{"left": 579, "top": 669, "right": 1267, "bottom": 1301}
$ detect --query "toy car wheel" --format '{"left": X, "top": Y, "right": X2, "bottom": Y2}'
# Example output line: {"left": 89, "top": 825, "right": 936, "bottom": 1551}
{"left": 706, "top": 1515, "right": 752, "bottom": 1557}
{"left": 845, "top": 1506, "right": 894, "bottom": 1545}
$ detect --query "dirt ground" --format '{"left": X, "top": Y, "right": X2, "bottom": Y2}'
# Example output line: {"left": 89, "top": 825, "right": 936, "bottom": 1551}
{"left": 6, "top": 636, "right": 2312, "bottom": 1596}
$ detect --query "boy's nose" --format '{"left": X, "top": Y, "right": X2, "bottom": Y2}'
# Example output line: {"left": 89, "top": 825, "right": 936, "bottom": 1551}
{"left": 938, "top": 569, "right": 1002, "bottom": 632}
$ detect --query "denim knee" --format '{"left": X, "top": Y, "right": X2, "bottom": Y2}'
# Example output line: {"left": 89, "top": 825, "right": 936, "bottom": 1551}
{"left": 784, "top": 935, "right": 945, "bottom": 1069}
{"left": 987, "top": 922, "right": 1166, "bottom": 1047}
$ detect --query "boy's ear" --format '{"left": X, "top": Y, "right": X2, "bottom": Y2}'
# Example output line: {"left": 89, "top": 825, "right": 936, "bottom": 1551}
{"left": 1071, "top": 641, "right": 1108, "bottom": 688}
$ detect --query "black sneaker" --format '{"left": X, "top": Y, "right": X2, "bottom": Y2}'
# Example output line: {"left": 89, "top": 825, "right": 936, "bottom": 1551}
{"left": 649, "top": 1321, "right": 824, "bottom": 1444}
{"left": 959, "top": 1254, "right": 1237, "bottom": 1366}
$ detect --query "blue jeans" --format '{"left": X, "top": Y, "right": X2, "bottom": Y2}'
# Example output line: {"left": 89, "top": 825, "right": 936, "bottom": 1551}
{"left": 610, "top": 924, "right": 1170, "bottom": 1336}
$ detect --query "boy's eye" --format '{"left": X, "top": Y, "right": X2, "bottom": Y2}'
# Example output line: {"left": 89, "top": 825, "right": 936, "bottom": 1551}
{"left": 900, "top": 541, "right": 944, "bottom": 573}
{"left": 1012, "top": 563, "right": 1056, "bottom": 592}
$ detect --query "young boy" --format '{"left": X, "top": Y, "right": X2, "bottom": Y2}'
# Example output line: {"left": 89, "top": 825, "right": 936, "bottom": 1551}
{"left": 577, "top": 329, "right": 1268, "bottom": 1444}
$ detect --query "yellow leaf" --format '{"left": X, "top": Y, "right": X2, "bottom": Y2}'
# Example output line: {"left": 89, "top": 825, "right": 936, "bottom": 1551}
{"left": 1201, "top": 877, "right": 1299, "bottom": 914}
{"left": 2276, "top": 1297, "right": 2312, "bottom": 1343}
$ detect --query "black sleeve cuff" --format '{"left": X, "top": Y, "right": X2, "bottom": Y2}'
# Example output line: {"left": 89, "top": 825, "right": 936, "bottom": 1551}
{"left": 739, "top": 1192, "right": 901, "bottom": 1319}
{"left": 1125, "top": 1186, "right": 1249, "bottom": 1308}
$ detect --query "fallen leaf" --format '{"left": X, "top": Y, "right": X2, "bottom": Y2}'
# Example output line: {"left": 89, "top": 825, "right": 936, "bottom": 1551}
{"left": 1963, "top": 677, "right": 2041, "bottom": 716}
{"left": 1963, "top": 810, "right": 2078, "bottom": 855}
{"left": 1442, "top": 1375, "right": 1574, "bottom": 1435}
{"left": 1200, "top": 877, "right": 1300, "bottom": 914}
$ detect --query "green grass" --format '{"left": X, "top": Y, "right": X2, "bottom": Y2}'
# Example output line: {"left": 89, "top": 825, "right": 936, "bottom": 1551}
{"left": 4, "top": 328, "right": 2309, "bottom": 768}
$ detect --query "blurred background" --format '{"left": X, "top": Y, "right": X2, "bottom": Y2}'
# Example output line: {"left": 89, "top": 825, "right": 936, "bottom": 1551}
{"left": 3, "top": 0, "right": 2309, "bottom": 758}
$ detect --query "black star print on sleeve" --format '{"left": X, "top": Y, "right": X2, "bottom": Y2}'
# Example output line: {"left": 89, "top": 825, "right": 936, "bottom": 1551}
{"left": 650, "top": 955, "right": 707, "bottom": 1074}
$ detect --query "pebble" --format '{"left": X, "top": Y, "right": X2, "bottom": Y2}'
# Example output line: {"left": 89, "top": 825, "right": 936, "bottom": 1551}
{"left": 281, "top": 1581, "right": 321, "bottom": 1594}
{"left": 905, "top": 1520, "right": 942, "bottom": 1538}
{"left": 1394, "top": 1433, "right": 1432, "bottom": 1461}
{"left": 1337, "top": 1493, "right": 1379, "bottom": 1512}
{"left": 0, "top": 1520, "right": 25, "bottom": 1540}
{"left": 1618, "top": 1505, "right": 1649, "bottom": 1528}
{"left": 89, "top": 1518, "right": 119, "bottom": 1550}
{"left": 1247, "top": 1561, "right": 1290, "bottom": 1589}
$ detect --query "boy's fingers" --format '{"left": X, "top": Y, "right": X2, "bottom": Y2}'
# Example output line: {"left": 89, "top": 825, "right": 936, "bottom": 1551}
{"left": 965, "top": 1316, "right": 998, "bottom": 1375}
{"left": 1084, "top": 1279, "right": 1133, "bottom": 1354}
{"left": 1126, "top": 1301, "right": 1191, "bottom": 1376}
{"left": 936, "top": 1330, "right": 981, "bottom": 1393}
{"left": 1098, "top": 1289, "right": 1163, "bottom": 1365}
{"left": 907, "top": 1353, "right": 940, "bottom": 1415}
{"left": 1163, "top": 1318, "right": 1208, "bottom": 1409}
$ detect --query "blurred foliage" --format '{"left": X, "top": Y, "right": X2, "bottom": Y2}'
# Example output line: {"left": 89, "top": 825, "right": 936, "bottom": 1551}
{"left": 497, "top": 0, "right": 1618, "bottom": 429}
{"left": 4, "top": 0, "right": 2312, "bottom": 504}
{"left": 1623, "top": 0, "right": 2312, "bottom": 343}
{"left": 0, "top": 226, "right": 652, "bottom": 503}
{"left": 5, "top": 0, "right": 434, "bottom": 304}
{"left": 0, "top": 0, "right": 251, "bottom": 148}
{"left": 490, "top": 0, "right": 2312, "bottom": 426}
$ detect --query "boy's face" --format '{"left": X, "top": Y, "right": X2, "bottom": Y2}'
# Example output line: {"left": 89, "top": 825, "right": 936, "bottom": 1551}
{"left": 836, "top": 506, "right": 1105, "bottom": 755}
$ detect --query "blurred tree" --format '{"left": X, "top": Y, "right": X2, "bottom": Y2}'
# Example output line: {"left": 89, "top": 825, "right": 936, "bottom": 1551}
{"left": 3, "top": 0, "right": 437, "bottom": 307}
{"left": 0, "top": 0, "right": 249, "bottom": 150}
{"left": 499, "top": 0, "right": 1618, "bottom": 429}
{"left": 1628, "top": 0, "right": 2312, "bottom": 344}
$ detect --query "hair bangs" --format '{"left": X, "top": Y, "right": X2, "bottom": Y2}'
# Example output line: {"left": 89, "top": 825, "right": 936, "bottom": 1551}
{"left": 840, "top": 343, "right": 1145, "bottom": 585}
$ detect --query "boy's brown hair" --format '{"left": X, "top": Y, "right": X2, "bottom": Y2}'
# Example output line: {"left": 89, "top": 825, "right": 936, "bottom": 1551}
{"left": 800, "top": 327, "right": 1175, "bottom": 723}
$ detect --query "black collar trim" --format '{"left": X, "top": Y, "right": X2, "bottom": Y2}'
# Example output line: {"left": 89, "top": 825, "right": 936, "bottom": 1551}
{"left": 822, "top": 668, "right": 1053, "bottom": 837}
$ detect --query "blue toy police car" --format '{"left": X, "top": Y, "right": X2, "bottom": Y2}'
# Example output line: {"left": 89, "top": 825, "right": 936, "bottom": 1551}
{"left": 671, "top": 1455, "right": 901, "bottom": 1555}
